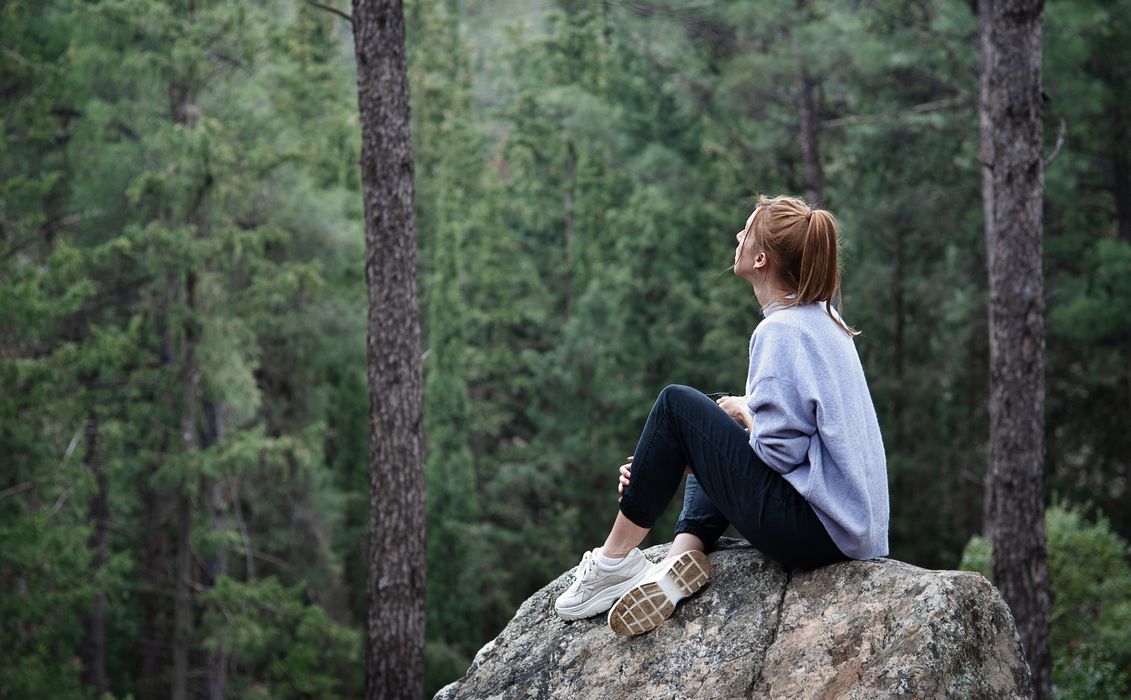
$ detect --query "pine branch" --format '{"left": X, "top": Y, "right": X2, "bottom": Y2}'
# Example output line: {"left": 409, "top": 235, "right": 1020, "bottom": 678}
{"left": 821, "top": 96, "right": 972, "bottom": 129}
{"left": 305, "top": 0, "right": 351, "bottom": 23}
{"left": 1044, "top": 118, "right": 1066, "bottom": 168}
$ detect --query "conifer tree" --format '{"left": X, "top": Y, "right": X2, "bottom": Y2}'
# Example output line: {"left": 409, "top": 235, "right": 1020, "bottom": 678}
{"left": 978, "top": 0, "right": 1051, "bottom": 696}
{"left": 351, "top": 0, "right": 427, "bottom": 697}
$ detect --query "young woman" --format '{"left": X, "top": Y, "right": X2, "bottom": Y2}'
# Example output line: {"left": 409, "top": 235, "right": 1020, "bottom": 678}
{"left": 553, "top": 194, "right": 890, "bottom": 637}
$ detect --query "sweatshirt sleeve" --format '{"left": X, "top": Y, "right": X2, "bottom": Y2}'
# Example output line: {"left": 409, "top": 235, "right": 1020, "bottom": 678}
{"left": 748, "top": 377, "right": 815, "bottom": 475}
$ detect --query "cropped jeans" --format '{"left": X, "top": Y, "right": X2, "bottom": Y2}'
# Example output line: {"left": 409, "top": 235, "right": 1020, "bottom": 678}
{"left": 617, "top": 384, "right": 848, "bottom": 571}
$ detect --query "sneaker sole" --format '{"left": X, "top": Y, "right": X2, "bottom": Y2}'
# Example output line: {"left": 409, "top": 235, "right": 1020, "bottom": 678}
{"left": 607, "top": 550, "right": 710, "bottom": 637}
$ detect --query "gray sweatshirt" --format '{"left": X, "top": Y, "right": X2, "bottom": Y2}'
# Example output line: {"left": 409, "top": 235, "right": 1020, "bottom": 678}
{"left": 744, "top": 299, "right": 890, "bottom": 560}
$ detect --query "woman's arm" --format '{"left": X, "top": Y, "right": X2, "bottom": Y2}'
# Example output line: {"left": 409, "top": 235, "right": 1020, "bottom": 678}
{"left": 747, "top": 376, "right": 813, "bottom": 474}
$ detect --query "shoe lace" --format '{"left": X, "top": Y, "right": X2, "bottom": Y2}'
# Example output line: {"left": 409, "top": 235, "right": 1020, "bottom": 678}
{"left": 574, "top": 550, "right": 597, "bottom": 585}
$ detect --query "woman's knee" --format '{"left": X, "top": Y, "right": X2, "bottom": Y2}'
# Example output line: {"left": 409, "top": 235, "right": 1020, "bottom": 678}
{"left": 658, "top": 383, "right": 698, "bottom": 408}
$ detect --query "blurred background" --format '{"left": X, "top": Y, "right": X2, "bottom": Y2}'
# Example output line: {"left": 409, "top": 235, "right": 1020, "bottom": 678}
{"left": 1, "top": 0, "right": 1128, "bottom": 697}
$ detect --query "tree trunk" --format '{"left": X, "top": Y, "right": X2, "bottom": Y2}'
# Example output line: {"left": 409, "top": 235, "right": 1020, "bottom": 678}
{"left": 172, "top": 269, "right": 200, "bottom": 700}
{"left": 794, "top": 0, "right": 824, "bottom": 208}
{"left": 564, "top": 139, "right": 576, "bottom": 319}
{"left": 892, "top": 225, "right": 905, "bottom": 454}
{"left": 139, "top": 282, "right": 177, "bottom": 699}
{"left": 796, "top": 67, "right": 824, "bottom": 208}
{"left": 80, "top": 408, "right": 109, "bottom": 696}
{"left": 978, "top": 1, "right": 1051, "bottom": 698}
{"left": 139, "top": 480, "right": 170, "bottom": 699}
{"left": 172, "top": 491, "right": 193, "bottom": 700}
{"left": 1113, "top": 102, "right": 1131, "bottom": 244}
{"left": 202, "top": 400, "right": 228, "bottom": 700}
{"left": 350, "top": 1, "right": 427, "bottom": 699}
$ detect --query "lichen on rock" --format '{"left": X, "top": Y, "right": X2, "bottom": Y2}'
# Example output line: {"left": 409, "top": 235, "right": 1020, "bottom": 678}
{"left": 435, "top": 538, "right": 1032, "bottom": 699}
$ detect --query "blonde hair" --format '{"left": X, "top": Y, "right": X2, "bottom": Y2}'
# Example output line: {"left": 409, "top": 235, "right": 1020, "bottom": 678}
{"left": 743, "top": 194, "right": 859, "bottom": 337}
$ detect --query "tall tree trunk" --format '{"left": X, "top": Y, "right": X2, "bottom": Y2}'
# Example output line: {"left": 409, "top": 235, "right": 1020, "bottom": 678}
{"left": 564, "top": 139, "right": 576, "bottom": 319}
{"left": 139, "top": 482, "right": 170, "bottom": 698}
{"left": 1113, "top": 102, "right": 1131, "bottom": 244}
{"left": 139, "top": 303, "right": 177, "bottom": 699}
{"left": 202, "top": 399, "right": 228, "bottom": 700}
{"left": 796, "top": 67, "right": 824, "bottom": 208}
{"left": 172, "top": 269, "right": 200, "bottom": 700}
{"left": 80, "top": 407, "right": 109, "bottom": 696}
{"left": 794, "top": 0, "right": 824, "bottom": 207}
{"left": 978, "top": 1, "right": 1051, "bottom": 697}
{"left": 172, "top": 490, "right": 193, "bottom": 700}
{"left": 892, "top": 225, "right": 905, "bottom": 454}
{"left": 351, "top": 1, "right": 427, "bottom": 698}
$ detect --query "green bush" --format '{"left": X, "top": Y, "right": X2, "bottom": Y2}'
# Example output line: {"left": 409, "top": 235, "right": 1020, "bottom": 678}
{"left": 959, "top": 502, "right": 1131, "bottom": 698}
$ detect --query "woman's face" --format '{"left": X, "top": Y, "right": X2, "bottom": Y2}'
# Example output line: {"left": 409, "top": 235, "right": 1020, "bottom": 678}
{"left": 734, "top": 210, "right": 758, "bottom": 279}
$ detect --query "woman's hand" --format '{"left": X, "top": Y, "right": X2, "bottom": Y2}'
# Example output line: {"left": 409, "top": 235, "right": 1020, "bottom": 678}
{"left": 716, "top": 395, "right": 752, "bottom": 430}
{"left": 618, "top": 455, "right": 692, "bottom": 502}
{"left": 618, "top": 456, "right": 633, "bottom": 501}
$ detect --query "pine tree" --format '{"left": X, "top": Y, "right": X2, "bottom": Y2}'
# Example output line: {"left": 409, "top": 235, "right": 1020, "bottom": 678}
{"left": 978, "top": 0, "right": 1052, "bottom": 696}
{"left": 351, "top": 0, "right": 427, "bottom": 697}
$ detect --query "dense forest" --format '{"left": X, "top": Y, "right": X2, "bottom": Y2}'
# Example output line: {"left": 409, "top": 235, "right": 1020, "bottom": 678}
{"left": 2, "top": 0, "right": 1129, "bottom": 698}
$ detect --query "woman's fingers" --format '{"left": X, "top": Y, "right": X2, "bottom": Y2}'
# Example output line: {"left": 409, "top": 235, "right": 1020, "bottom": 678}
{"left": 619, "top": 456, "right": 633, "bottom": 497}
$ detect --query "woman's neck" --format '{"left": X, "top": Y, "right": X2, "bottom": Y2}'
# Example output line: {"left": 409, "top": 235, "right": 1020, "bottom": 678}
{"left": 753, "top": 279, "right": 794, "bottom": 309}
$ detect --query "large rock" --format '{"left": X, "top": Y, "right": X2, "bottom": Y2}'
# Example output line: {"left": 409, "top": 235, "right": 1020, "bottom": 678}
{"left": 435, "top": 538, "right": 1032, "bottom": 699}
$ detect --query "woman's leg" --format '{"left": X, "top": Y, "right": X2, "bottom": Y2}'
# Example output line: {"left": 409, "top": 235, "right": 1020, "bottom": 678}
{"left": 673, "top": 474, "right": 730, "bottom": 552}
{"left": 666, "top": 532, "right": 706, "bottom": 560}
{"left": 609, "top": 384, "right": 749, "bottom": 557}
{"left": 613, "top": 384, "right": 846, "bottom": 570}
{"left": 615, "top": 384, "right": 756, "bottom": 533}
{"left": 605, "top": 474, "right": 719, "bottom": 559}
{"left": 600, "top": 512, "right": 649, "bottom": 558}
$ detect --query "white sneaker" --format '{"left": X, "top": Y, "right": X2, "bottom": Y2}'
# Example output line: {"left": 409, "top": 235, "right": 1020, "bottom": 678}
{"left": 607, "top": 549, "right": 710, "bottom": 636}
{"left": 554, "top": 548, "right": 652, "bottom": 621}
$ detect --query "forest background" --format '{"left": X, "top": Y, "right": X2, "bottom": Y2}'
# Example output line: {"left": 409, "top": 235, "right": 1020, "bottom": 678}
{"left": 2, "top": 0, "right": 1130, "bottom": 698}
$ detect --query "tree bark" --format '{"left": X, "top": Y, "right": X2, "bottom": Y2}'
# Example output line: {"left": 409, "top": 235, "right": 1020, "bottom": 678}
{"left": 139, "top": 279, "right": 177, "bottom": 700}
{"left": 172, "top": 490, "right": 193, "bottom": 700}
{"left": 978, "top": 1, "right": 1051, "bottom": 698}
{"left": 350, "top": 1, "right": 427, "bottom": 699}
{"left": 892, "top": 225, "right": 905, "bottom": 454}
{"left": 564, "top": 139, "right": 576, "bottom": 319}
{"left": 794, "top": 0, "right": 824, "bottom": 208}
{"left": 1112, "top": 102, "right": 1131, "bottom": 244}
{"left": 202, "top": 400, "right": 228, "bottom": 700}
{"left": 80, "top": 408, "right": 109, "bottom": 697}
{"left": 796, "top": 67, "right": 825, "bottom": 208}
{"left": 172, "top": 270, "right": 199, "bottom": 700}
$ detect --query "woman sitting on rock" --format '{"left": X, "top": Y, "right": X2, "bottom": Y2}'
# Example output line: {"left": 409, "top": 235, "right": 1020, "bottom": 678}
{"left": 554, "top": 193, "right": 890, "bottom": 637}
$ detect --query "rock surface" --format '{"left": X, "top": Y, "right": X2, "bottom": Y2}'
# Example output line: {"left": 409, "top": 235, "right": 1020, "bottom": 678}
{"left": 435, "top": 538, "right": 1033, "bottom": 699}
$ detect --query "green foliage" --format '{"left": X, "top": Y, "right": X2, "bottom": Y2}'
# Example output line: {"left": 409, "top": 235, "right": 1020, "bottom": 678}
{"left": 200, "top": 576, "right": 362, "bottom": 699}
{"left": 960, "top": 503, "right": 1131, "bottom": 698}
{"left": 3, "top": 0, "right": 1130, "bottom": 696}
{"left": 0, "top": 513, "right": 92, "bottom": 699}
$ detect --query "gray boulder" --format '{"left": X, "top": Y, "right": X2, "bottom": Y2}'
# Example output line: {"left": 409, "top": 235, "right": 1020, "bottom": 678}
{"left": 435, "top": 538, "right": 1032, "bottom": 699}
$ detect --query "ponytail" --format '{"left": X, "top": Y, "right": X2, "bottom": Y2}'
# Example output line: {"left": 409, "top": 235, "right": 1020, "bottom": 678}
{"left": 797, "top": 210, "right": 837, "bottom": 304}
{"left": 749, "top": 195, "right": 860, "bottom": 337}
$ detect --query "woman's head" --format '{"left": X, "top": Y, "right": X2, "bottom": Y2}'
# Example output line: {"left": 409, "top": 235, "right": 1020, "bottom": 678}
{"left": 733, "top": 194, "right": 858, "bottom": 336}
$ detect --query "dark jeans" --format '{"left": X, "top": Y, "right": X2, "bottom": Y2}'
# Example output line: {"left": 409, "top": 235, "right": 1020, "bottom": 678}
{"left": 618, "top": 384, "right": 848, "bottom": 571}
